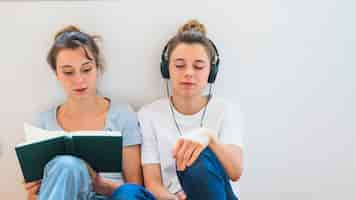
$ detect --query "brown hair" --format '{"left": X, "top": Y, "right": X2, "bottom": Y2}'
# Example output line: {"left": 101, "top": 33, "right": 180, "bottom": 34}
{"left": 47, "top": 25, "right": 104, "bottom": 72}
{"left": 165, "top": 19, "right": 217, "bottom": 64}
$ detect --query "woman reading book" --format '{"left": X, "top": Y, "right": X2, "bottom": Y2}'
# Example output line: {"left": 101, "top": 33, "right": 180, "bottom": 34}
{"left": 138, "top": 19, "right": 244, "bottom": 200}
{"left": 24, "top": 25, "right": 155, "bottom": 200}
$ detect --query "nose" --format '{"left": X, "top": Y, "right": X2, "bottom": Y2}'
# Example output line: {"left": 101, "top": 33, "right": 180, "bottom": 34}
{"left": 73, "top": 73, "right": 85, "bottom": 84}
{"left": 184, "top": 66, "right": 194, "bottom": 78}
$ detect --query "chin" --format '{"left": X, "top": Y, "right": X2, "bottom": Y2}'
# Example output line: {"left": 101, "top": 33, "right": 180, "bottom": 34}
{"left": 70, "top": 95, "right": 87, "bottom": 100}
{"left": 70, "top": 92, "right": 91, "bottom": 100}
{"left": 178, "top": 91, "right": 199, "bottom": 98}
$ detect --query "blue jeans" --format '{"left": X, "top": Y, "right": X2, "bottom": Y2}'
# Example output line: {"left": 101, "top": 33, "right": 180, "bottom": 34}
{"left": 176, "top": 148, "right": 238, "bottom": 200}
{"left": 38, "top": 155, "right": 155, "bottom": 200}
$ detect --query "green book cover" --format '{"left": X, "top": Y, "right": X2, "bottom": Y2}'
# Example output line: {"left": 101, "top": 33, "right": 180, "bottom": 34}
{"left": 15, "top": 123, "right": 122, "bottom": 183}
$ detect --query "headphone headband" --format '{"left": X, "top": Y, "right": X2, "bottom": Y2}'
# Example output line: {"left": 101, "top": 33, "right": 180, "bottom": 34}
{"left": 161, "top": 39, "right": 219, "bottom": 65}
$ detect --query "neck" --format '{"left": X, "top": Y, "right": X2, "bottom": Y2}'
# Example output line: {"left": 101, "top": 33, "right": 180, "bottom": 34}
{"left": 62, "top": 95, "right": 107, "bottom": 116}
{"left": 170, "top": 95, "right": 208, "bottom": 115}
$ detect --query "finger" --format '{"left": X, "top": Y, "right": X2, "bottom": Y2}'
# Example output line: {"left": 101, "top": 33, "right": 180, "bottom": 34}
{"left": 181, "top": 142, "right": 198, "bottom": 169}
{"left": 25, "top": 180, "right": 41, "bottom": 190}
{"left": 176, "top": 140, "right": 191, "bottom": 171}
{"left": 25, "top": 180, "right": 40, "bottom": 187}
{"left": 187, "top": 145, "right": 204, "bottom": 167}
{"left": 28, "top": 184, "right": 40, "bottom": 194}
{"left": 172, "top": 138, "right": 184, "bottom": 157}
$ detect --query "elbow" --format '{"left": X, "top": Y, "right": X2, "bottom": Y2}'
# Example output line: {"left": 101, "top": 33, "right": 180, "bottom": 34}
{"left": 230, "top": 167, "right": 243, "bottom": 182}
{"left": 230, "top": 174, "right": 241, "bottom": 182}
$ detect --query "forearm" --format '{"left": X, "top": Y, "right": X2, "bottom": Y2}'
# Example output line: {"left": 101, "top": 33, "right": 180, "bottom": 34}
{"left": 147, "top": 184, "right": 176, "bottom": 200}
{"left": 142, "top": 163, "right": 176, "bottom": 199}
{"left": 123, "top": 171, "right": 143, "bottom": 185}
{"left": 122, "top": 145, "right": 144, "bottom": 185}
{"left": 209, "top": 140, "right": 243, "bottom": 181}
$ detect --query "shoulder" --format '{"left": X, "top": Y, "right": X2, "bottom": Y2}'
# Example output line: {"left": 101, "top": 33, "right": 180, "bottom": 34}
{"left": 107, "top": 102, "right": 142, "bottom": 145}
{"left": 107, "top": 103, "right": 137, "bottom": 123}
{"left": 106, "top": 102, "right": 139, "bottom": 132}
{"left": 109, "top": 103, "right": 135, "bottom": 116}
{"left": 30, "top": 106, "right": 58, "bottom": 129}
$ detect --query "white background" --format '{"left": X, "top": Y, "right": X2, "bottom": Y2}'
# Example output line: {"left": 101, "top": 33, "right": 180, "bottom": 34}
{"left": 0, "top": 1, "right": 355, "bottom": 199}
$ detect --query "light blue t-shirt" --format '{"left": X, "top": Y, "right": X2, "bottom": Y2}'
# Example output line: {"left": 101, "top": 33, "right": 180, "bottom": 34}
{"left": 32, "top": 103, "right": 142, "bottom": 147}
{"left": 31, "top": 101, "right": 142, "bottom": 182}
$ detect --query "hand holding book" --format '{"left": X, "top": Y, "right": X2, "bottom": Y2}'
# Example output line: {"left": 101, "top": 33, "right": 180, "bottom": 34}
{"left": 16, "top": 123, "right": 123, "bottom": 183}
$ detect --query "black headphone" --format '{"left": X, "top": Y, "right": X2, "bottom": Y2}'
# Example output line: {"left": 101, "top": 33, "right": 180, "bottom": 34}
{"left": 160, "top": 39, "right": 220, "bottom": 83}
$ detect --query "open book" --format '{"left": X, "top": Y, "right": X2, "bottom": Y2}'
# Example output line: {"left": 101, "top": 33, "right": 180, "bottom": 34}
{"left": 15, "top": 123, "right": 122, "bottom": 183}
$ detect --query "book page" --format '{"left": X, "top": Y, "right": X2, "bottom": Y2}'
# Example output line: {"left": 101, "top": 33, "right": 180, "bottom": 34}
{"left": 18, "top": 123, "right": 122, "bottom": 146}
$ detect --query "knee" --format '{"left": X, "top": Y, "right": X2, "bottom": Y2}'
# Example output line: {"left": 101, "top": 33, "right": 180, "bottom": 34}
{"left": 181, "top": 157, "right": 209, "bottom": 181}
{"left": 111, "top": 184, "right": 153, "bottom": 200}
{"left": 179, "top": 148, "right": 221, "bottom": 181}
{"left": 185, "top": 148, "right": 214, "bottom": 174}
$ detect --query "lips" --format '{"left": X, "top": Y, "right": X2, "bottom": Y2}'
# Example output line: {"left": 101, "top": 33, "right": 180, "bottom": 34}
{"left": 73, "top": 87, "right": 87, "bottom": 93}
{"left": 180, "top": 82, "right": 195, "bottom": 86}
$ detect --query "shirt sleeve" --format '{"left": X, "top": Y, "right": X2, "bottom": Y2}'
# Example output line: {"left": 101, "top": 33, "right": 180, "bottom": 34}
{"left": 219, "top": 102, "right": 244, "bottom": 148}
{"left": 138, "top": 108, "right": 160, "bottom": 164}
{"left": 30, "top": 111, "right": 50, "bottom": 129}
{"left": 120, "top": 105, "right": 142, "bottom": 147}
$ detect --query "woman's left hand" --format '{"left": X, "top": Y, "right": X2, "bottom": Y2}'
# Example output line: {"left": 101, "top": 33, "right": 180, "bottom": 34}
{"left": 172, "top": 128, "right": 215, "bottom": 171}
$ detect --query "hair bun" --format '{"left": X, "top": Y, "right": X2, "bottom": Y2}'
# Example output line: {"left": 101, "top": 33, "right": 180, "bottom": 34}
{"left": 178, "top": 19, "right": 207, "bottom": 36}
{"left": 54, "top": 25, "right": 81, "bottom": 40}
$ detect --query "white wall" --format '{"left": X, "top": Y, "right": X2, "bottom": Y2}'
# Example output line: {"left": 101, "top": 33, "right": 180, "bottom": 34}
{"left": 0, "top": 1, "right": 355, "bottom": 199}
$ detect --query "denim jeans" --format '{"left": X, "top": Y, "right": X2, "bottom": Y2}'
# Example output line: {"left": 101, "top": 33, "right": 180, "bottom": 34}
{"left": 38, "top": 155, "right": 155, "bottom": 200}
{"left": 176, "top": 148, "right": 239, "bottom": 200}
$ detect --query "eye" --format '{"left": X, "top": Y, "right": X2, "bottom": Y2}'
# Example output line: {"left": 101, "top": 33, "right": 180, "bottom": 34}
{"left": 63, "top": 71, "right": 74, "bottom": 75}
{"left": 82, "top": 67, "right": 92, "bottom": 73}
{"left": 174, "top": 60, "right": 185, "bottom": 68}
{"left": 175, "top": 64, "right": 184, "bottom": 68}
{"left": 194, "top": 65, "right": 205, "bottom": 70}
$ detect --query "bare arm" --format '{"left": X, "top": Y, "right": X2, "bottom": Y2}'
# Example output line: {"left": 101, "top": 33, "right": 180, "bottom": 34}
{"left": 143, "top": 164, "right": 178, "bottom": 200}
{"left": 209, "top": 141, "right": 243, "bottom": 181}
{"left": 122, "top": 144, "right": 143, "bottom": 185}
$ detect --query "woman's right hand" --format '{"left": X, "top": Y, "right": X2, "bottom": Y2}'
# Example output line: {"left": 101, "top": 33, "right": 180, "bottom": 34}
{"left": 24, "top": 180, "right": 41, "bottom": 200}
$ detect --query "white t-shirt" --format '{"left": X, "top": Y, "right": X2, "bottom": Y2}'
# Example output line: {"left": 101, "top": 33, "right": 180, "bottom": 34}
{"left": 138, "top": 96, "right": 244, "bottom": 195}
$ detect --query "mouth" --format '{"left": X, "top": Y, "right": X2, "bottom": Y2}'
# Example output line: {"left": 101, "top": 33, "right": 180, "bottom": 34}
{"left": 180, "top": 82, "right": 195, "bottom": 86}
{"left": 73, "top": 87, "right": 88, "bottom": 93}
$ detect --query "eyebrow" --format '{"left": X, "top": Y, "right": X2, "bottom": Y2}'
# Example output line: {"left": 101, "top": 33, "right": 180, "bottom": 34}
{"left": 81, "top": 61, "right": 93, "bottom": 66}
{"left": 174, "top": 58, "right": 207, "bottom": 64}
{"left": 174, "top": 58, "right": 185, "bottom": 62}
{"left": 60, "top": 65, "right": 73, "bottom": 69}
{"left": 59, "top": 61, "right": 93, "bottom": 69}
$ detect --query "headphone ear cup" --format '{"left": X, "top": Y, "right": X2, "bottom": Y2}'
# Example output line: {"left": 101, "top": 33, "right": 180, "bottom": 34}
{"left": 160, "top": 60, "right": 170, "bottom": 79}
{"left": 208, "top": 63, "right": 219, "bottom": 83}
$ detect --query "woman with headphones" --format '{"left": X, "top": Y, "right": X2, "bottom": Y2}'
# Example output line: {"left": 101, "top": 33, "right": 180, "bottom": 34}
{"left": 24, "top": 25, "right": 155, "bottom": 200}
{"left": 138, "top": 20, "right": 244, "bottom": 200}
